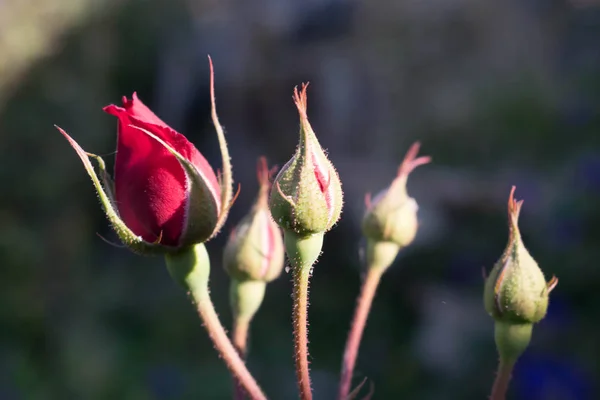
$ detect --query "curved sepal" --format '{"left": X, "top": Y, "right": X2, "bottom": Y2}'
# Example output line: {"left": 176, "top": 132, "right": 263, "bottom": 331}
{"left": 208, "top": 56, "right": 234, "bottom": 239}
{"left": 56, "top": 125, "right": 172, "bottom": 255}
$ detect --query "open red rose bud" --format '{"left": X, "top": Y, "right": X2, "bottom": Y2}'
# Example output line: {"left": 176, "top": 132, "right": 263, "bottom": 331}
{"left": 57, "top": 59, "right": 233, "bottom": 253}
{"left": 224, "top": 157, "right": 285, "bottom": 283}
{"left": 269, "top": 83, "right": 343, "bottom": 236}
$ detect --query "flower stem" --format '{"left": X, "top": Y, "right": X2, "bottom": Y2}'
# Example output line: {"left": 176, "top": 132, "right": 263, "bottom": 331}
{"left": 232, "top": 318, "right": 250, "bottom": 359}
{"left": 232, "top": 318, "right": 251, "bottom": 400}
{"left": 284, "top": 231, "right": 324, "bottom": 400}
{"left": 165, "top": 244, "right": 266, "bottom": 400}
{"left": 196, "top": 297, "right": 264, "bottom": 400}
{"left": 293, "top": 263, "right": 313, "bottom": 400}
{"left": 490, "top": 360, "right": 514, "bottom": 400}
{"left": 337, "top": 267, "right": 383, "bottom": 400}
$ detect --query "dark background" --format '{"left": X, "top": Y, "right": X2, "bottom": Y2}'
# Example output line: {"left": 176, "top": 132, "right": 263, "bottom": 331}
{"left": 1, "top": 0, "right": 599, "bottom": 399}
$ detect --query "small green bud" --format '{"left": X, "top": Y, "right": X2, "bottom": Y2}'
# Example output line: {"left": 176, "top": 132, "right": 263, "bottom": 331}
{"left": 484, "top": 187, "right": 558, "bottom": 325}
{"left": 362, "top": 142, "right": 430, "bottom": 248}
{"left": 269, "top": 83, "right": 343, "bottom": 236}
{"left": 223, "top": 157, "right": 285, "bottom": 283}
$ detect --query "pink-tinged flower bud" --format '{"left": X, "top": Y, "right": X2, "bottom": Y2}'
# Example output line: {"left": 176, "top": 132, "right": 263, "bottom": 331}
{"left": 224, "top": 157, "right": 285, "bottom": 283}
{"left": 269, "top": 84, "right": 343, "bottom": 236}
{"left": 362, "top": 142, "right": 431, "bottom": 248}
{"left": 483, "top": 187, "right": 558, "bottom": 363}
{"left": 57, "top": 58, "right": 233, "bottom": 254}
{"left": 484, "top": 187, "right": 558, "bottom": 325}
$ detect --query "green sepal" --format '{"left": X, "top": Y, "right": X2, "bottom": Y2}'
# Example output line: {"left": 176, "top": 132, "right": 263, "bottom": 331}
{"left": 56, "top": 125, "right": 175, "bottom": 255}
{"left": 208, "top": 55, "right": 234, "bottom": 240}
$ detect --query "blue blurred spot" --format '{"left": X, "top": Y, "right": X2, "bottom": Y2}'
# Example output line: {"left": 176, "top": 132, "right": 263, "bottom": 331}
{"left": 537, "top": 293, "right": 572, "bottom": 330}
{"left": 447, "top": 253, "right": 485, "bottom": 284}
{"left": 146, "top": 363, "right": 186, "bottom": 399}
{"left": 0, "top": 386, "right": 20, "bottom": 400}
{"left": 513, "top": 353, "right": 592, "bottom": 400}
{"left": 548, "top": 215, "right": 584, "bottom": 249}
{"left": 561, "top": 101, "right": 596, "bottom": 128}
{"left": 575, "top": 153, "right": 600, "bottom": 192}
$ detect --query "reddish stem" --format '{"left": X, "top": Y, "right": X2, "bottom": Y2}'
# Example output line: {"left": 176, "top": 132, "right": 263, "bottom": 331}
{"left": 195, "top": 297, "right": 266, "bottom": 400}
{"left": 293, "top": 265, "right": 313, "bottom": 400}
{"left": 232, "top": 319, "right": 251, "bottom": 400}
{"left": 490, "top": 360, "right": 514, "bottom": 400}
{"left": 337, "top": 268, "right": 383, "bottom": 400}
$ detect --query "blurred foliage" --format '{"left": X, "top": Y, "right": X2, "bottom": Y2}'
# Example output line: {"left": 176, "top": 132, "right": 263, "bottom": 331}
{"left": 1, "top": 0, "right": 599, "bottom": 399}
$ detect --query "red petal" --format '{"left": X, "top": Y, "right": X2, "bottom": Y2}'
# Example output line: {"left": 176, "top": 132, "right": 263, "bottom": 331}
{"left": 114, "top": 123, "right": 187, "bottom": 246}
{"left": 127, "top": 116, "right": 221, "bottom": 208}
{"left": 120, "top": 92, "right": 168, "bottom": 127}
{"left": 103, "top": 104, "right": 186, "bottom": 245}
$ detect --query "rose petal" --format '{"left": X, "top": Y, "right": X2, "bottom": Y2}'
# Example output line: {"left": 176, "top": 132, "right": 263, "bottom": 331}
{"left": 120, "top": 92, "right": 168, "bottom": 127}
{"left": 112, "top": 121, "right": 188, "bottom": 246}
{"left": 127, "top": 116, "right": 221, "bottom": 208}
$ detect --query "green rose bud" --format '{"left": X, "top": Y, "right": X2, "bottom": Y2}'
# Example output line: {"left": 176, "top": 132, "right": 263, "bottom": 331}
{"left": 484, "top": 187, "right": 558, "bottom": 325}
{"left": 269, "top": 83, "right": 343, "bottom": 236}
{"left": 361, "top": 143, "right": 430, "bottom": 271}
{"left": 223, "top": 157, "right": 285, "bottom": 283}
{"left": 484, "top": 187, "right": 558, "bottom": 363}
{"left": 362, "top": 142, "right": 430, "bottom": 247}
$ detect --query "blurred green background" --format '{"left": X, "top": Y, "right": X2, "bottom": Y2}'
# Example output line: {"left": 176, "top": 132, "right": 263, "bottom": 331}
{"left": 1, "top": 0, "right": 599, "bottom": 399}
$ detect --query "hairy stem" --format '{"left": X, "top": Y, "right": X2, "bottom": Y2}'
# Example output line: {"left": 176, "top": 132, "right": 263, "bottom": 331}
{"left": 490, "top": 360, "right": 514, "bottom": 400}
{"left": 284, "top": 231, "right": 323, "bottom": 400}
{"left": 293, "top": 264, "right": 313, "bottom": 400}
{"left": 337, "top": 268, "right": 383, "bottom": 400}
{"left": 166, "top": 245, "right": 266, "bottom": 400}
{"left": 196, "top": 295, "right": 264, "bottom": 400}
{"left": 232, "top": 318, "right": 251, "bottom": 400}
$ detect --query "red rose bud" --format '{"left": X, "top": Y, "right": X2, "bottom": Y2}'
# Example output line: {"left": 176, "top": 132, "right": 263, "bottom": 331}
{"left": 483, "top": 187, "right": 558, "bottom": 363}
{"left": 269, "top": 83, "right": 343, "bottom": 236}
{"left": 224, "top": 157, "right": 285, "bottom": 283}
{"left": 57, "top": 58, "right": 234, "bottom": 253}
